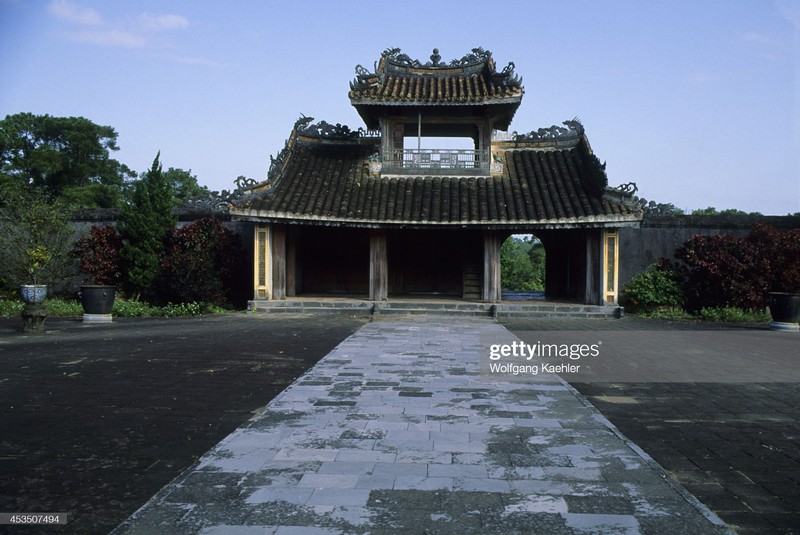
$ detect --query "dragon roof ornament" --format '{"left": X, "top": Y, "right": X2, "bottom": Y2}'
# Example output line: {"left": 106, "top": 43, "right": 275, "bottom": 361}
{"left": 381, "top": 46, "right": 492, "bottom": 69}
{"left": 264, "top": 115, "right": 379, "bottom": 187}
{"left": 180, "top": 175, "right": 258, "bottom": 214}
{"left": 350, "top": 47, "right": 522, "bottom": 91}
{"left": 512, "top": 119, "right": 585, "bottom": 142}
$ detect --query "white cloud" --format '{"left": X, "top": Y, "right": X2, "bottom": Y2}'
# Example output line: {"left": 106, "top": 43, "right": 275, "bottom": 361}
{"left": 137, "top": 13, "right": 190, "bottom": 32}
{"left": 687, "top": 71, "right": 723, "bottom": 85}
{"left": 65, "top": 29, "right": 146, "bottom": 48}
{"left": 742, "top": 31, "right": 784, "bottom": 47}
{"left": 777, "top": 0, "right": 800, "bottom": 30}
{"left": 48, "top": 0, "right": 102, "bottom": 26}
{"left": 171, "top": 55, "right": 227, "bottom": 68}
{"left": 47, "top": 3, "right": 212, "bottom": 63}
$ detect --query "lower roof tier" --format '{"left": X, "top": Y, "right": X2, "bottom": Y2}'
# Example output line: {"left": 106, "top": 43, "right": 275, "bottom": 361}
{"left": 230, "top": 129, "right": 642, "bottom": 229}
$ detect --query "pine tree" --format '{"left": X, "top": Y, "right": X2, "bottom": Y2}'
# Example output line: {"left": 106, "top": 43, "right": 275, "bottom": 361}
{"left": 118, "top": 152, "right": 175, "bottom": 299}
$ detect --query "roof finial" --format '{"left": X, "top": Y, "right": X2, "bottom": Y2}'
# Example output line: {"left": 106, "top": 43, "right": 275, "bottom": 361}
{"left": 430, "top": 48, "right": 441, "bottom": 66}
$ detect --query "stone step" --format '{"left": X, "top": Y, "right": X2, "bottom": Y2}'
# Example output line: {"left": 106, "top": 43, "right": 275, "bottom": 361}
{"left": 249, "top": 300, "right": 622, "bottom": 319}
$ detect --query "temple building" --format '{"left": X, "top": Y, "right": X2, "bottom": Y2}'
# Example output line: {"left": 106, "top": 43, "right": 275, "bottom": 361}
{"left": 230, "top": 48, "right": 642, "bottom": 308}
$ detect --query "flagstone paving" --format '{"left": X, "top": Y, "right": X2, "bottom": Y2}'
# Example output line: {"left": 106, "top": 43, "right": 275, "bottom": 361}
{"left": 114, "top": 318, "right": 733, "bottom": 534}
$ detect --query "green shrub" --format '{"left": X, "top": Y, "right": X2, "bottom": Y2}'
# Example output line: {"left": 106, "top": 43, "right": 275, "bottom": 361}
{"left": 700, "top": 307, "right": 770, "bottom": 323}
{"left": 0, "top": 299, "right": 24, "bottom": 317}
{"left": 2, "top": 298, "right": 83, "bottom": 317}
{"left": 45, "top": 298, "right": 83, "bottom": 316}
{"left": 112, "top": 299, "right": 156, "bottom": 317}
{"left": 620, "top": 261, "right": 685, "bottom": 312}
{"left": 160, "top": 302, "right": 224, "bottom": 317}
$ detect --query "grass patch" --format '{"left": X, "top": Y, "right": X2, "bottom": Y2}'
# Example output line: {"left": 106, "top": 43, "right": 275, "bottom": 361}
{"left": 699, "top": 307, "right": 770, "bottom": 323}
{"left": 0, "top": 297, "right": 231, "bottom": 318}
{"left": 629, "top": 306, "right": 771, "bottom": 323}
{"left": 632, "top": 306, "right": 694, "bottom": 320}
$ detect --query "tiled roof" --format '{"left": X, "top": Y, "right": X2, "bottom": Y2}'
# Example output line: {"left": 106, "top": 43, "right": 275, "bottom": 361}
{"left": 349, "top": 71, "right": 522, "bottom": 105}
{"left": 231, "top": 130, "right": 642, "bottom": 229}
{"left": 349, "top": 48, "right": 524, "bottom": 130}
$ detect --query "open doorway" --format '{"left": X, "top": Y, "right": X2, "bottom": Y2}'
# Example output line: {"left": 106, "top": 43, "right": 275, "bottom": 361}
{"left": 500, "top": 234, "right": 546, "bottom": 300}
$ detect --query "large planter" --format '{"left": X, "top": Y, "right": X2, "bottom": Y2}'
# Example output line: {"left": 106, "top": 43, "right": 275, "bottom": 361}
{"left": 20, "top": 284, "right": 47, "bottom": 305}
{"left": 79, "top": 285, "right": 116, "bottom": 323}
{"left": 768, "top": 292, "right": 800, "bottom": 331}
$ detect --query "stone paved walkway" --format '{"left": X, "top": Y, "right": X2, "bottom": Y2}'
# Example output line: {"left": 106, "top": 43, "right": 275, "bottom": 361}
{"left": 113, "top": 318, "right": 733, "bottom": 534}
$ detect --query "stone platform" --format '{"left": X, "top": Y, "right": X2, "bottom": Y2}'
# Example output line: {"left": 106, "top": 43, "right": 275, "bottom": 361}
{"left": 250, "top": 297, "right": 623, "bottom": 319}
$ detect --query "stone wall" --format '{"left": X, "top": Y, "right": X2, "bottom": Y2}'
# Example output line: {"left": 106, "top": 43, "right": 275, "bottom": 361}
{"left": 619, "top": 214, "right": 800, "bottom": 288}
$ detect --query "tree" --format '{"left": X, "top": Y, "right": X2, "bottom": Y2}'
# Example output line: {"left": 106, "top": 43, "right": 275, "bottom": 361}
{"left": 0, "top": 183, "right": 75, "bottom": 289}
{"left": 118, "top": 153, "right": 175, "bottom": 299}
{"left": 528, "top": 239, "right": 546, "bottom": 290}
{"left": 690, "top": 206, "right": 763, "bottom": 216}
{"left": 163, "top": 167, "right": 211, "bottom": 205}
{"left": 0, "top": 113, "right": 134, "bottom": 208}
{"left": 500, "top": 236, "right": 544, "bottom": 291}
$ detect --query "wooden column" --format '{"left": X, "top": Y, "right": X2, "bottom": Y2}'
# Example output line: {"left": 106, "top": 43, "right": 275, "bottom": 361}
{"left": 584, "top": 230, "right": 602, "bottom": 305}
{"left": 271, "top": 225, "right": 287, "bottom": 300}
{"left": 286, "top": 228, "right": 296, "bottom": 297}
{"left": 369, "top": 231, "right": 388, "bottom": 301}
{"left": 483, "top": 231, "right": 502, "bottom": 303}
{"left": 602, "top": 230, "right": 619, "bottom": 305}
{"left": 254, "top": 225, "right": 269, "bottom": 300}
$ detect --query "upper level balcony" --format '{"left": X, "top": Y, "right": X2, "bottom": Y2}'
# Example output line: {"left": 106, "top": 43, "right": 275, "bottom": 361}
{"left": 381, "top": 148, "right": 490, "bottom": 176}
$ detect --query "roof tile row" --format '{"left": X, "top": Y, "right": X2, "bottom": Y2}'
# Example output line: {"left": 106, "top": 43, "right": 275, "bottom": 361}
{"left": 349, "top": 73, "right": 521, "bottom": 104}
{"left": 233, "top": 140, "right": 640, "bottom": 228}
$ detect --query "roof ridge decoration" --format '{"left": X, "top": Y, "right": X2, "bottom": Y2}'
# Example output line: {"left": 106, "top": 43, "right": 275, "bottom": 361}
{"left": 512, "top": 118, "right": 585, "bottom": 142}
{"left": 264, "top": 115, "right": 379, "bottom": 189}
{"left": 603, "top": 182, "right": 645, "bottom": 213}
{"left": 298, "top": 117, "right": 378, "bottom": 140}
{"left": 383, "top": 46, "right": 491, "bottom": 69}
{"left": 350, "top": 47, "right": 522, "bottom": 91}
{"left": 180, "top": 175, "right": 258, "bottom": 214}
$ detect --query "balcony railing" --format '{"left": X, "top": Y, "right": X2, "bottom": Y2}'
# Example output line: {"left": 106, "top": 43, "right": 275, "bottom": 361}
{"left": 382, "top": 148, "right": 489, "bottom": 175}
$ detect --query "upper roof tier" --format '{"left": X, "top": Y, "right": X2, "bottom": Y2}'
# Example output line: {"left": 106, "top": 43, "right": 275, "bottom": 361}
{"left": 349, "top": 48, "right": 524, "bottom": 130}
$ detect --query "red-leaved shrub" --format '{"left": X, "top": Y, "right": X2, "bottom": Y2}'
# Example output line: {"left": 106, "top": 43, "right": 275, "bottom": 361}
{"left": 157, "top": 218, "right": 244, "bottom": 307}
{"left": 72, "top": 225, "right": 123, "bottom": 286}
{"left": 675, "top": 222, "right": 800, "bottom": 311}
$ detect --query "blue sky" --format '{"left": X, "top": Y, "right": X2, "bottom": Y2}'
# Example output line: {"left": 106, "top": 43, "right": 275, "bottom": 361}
{"left": 1, "top": 0, "right": 798, "bottom": 214}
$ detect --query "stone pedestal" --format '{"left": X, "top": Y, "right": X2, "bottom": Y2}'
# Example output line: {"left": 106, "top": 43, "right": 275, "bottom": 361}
{"left": 21, "top": 304, "right": 47, "bottom": 333}
{"left": 82, "top": 313, "right": 113, "bottom": 324}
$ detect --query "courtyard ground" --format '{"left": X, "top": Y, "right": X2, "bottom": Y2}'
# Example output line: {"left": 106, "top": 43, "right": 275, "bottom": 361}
{"left": 0, "top": 313, "right": 797, "bottom": 533}
{"left": 0, "top": 314, "right": 368, "bottom": 534}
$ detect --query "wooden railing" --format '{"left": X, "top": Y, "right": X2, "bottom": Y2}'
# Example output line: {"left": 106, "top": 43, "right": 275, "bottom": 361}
{"left": 381, "top": 149, "right": 489, "bottom": 175}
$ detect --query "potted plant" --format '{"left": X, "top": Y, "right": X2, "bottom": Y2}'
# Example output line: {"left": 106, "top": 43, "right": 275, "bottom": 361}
{"left": 367, "top": 152, "right": 383, "bottom": 175}
{"left": 20, "top": 245, "right": 50, "bottom": 304}
{"left": 73, "top": 225, "right": 122, "bottom": 322}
